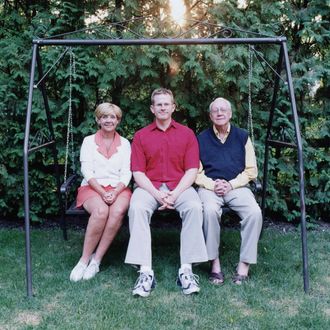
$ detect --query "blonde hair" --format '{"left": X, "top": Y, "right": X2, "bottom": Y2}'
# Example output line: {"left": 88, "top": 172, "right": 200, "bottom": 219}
{"left": 151, "top": 88, "right": 175, "bottom": 105}
{"left": 209, "top": 97, "right": 231, "bottom": 112}
{"left": 94, "top": 102, "right": 122, "bottom": 120}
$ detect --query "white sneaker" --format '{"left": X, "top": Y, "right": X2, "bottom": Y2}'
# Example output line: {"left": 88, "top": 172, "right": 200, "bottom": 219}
{"left": 70, "top": 261, "right": 88, "bottom": 282}
{"left": 132, "top": 270, "right": 156, "bottom": 297}
{"left": 82, "top": 258, "right": 100, "bottom": 280}
{"left": 177, "top": 268, "right": 200, "bottom": 295}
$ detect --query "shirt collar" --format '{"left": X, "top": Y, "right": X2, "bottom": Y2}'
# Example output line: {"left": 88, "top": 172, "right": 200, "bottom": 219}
{"left": 213, "top": 123, "right": 231, "bottom": 142}
{"left": 150, "top": 119, "right": 178, "bottom": 131}
{"left": 95, "top": 130, "right": 121, "bottom": 159}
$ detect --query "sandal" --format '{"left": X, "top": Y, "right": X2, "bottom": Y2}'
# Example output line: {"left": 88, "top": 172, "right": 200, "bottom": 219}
{"left": 209, "top": 271, "right": 225, "bottom": 285}
{"left": 232, "top": 273, "right": 249, "bottom": 285}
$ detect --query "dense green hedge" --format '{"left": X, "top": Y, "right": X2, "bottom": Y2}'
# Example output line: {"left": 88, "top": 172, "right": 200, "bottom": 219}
{"left": 0, "top": 0, "right": 329, "bottom": 222}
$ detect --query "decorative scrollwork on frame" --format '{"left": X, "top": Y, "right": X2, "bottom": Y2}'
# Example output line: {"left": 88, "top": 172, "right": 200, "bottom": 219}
{"left": 44, "top": 16, "right": 243, "bottom": 41}
{"left": 29, "top": 130, "right": 52, "bottom": 150}
{"left": 217, "top": 26, "right": 234, "bottom": 38}
{"left": 43, "top": 15, "right": 275, "bottom": 41}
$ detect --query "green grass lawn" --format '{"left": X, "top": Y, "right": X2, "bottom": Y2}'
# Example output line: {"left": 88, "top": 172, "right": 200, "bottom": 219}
{"left": 0, "top": 224, "right": 329, "bottom": 329}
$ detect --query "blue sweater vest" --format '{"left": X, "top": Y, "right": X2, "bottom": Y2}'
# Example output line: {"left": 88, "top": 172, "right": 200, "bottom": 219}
{"left": 197, "top": 126, "right": 248, "bottom": 181}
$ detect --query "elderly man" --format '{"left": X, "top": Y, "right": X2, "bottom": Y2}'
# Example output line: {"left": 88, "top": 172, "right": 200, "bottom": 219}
{"left": 196, "top": 97, "right": 262, "bottom": 285}
{"left": 125, "top": 88, "right": 208, "bottom": 297}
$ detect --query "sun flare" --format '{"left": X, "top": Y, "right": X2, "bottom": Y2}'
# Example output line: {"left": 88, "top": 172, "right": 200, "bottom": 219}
{"left": 169, "top": 0, "right": 186, "bottom": 25}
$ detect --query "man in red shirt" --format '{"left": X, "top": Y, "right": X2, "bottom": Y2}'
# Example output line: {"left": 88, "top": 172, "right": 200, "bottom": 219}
{"left": 125, "top": 88, "right": 208, "bottom": 297}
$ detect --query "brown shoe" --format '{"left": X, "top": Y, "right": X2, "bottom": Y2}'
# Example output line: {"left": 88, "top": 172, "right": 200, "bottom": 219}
{"left": 232, "top": 273, "right": 249, "bottom": 285}
{"left": 209, "top": 271, "right": 225, "bottom": 285}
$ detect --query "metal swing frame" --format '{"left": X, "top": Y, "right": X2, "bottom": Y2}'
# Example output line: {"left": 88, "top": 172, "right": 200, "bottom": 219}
{"left": 23, "top": 18, "right": 308, "bottom": 297}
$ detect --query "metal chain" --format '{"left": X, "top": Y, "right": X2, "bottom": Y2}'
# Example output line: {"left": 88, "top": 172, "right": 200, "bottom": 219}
{"left": 248, "top": 45, "right": 255, "bottom": 146}
{"left": 64, "top": 48, "right": 76, "bottom": 183}
{"left": 71, "top": 50, "right": 76, "bottom": 173}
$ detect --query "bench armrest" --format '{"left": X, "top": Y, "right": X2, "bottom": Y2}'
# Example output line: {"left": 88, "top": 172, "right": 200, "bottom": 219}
{"left": 60, "top": 174, "right": 79, "bottom": 194}
{"left": 249, "top": 179, "right": 262, "bottom": 194}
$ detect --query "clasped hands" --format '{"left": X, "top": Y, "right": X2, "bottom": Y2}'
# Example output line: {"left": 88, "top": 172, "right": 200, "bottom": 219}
{"left": 155, "top": 180, "right": 232, "bottom": 210}
{"left": 102, "top": 190, "right": 118, "bottom": 205}
{"left": 156, "top": 190, "right": 176, "bottom": 211}
{"left": 214, "top": 179, "right": 232, "bottom": 197}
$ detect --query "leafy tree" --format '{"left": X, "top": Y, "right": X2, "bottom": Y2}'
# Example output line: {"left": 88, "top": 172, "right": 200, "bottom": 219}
{"left": 0, "top": 0, "right": 328, "bottom": 222}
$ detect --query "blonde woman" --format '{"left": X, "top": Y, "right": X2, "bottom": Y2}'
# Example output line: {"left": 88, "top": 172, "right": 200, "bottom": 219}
{"left": 70, "top": 103, "right": 132, "bottom": 281}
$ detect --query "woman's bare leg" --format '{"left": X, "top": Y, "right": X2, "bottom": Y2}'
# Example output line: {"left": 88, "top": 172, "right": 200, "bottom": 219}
{"left": 93, "top": 193, "right": 130, "bottom": 263}
{"left": 80, "top": 196, "right": 109, "bottom": 264}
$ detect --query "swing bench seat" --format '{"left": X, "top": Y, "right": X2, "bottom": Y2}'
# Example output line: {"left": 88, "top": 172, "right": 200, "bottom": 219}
{"left": 66, "top": 201, "right": 87, "bottom": 216}
{"left": 60, "top": 172, "right": 262, "bottom": 240}
{"left": 60, "top": 174, "right": 87, "bottom": 215}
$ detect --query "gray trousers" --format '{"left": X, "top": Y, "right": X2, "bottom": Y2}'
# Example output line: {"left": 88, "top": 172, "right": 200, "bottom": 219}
{"left": 125, "top": 186, "right": 208, "bottom": 267}
{"left": 198, "top": 187, "right": 262, "bottom": 264}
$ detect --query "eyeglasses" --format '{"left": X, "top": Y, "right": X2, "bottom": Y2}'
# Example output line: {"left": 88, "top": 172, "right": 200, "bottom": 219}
{"left": 210, "top": 108, "right": 229, "bottom": 114}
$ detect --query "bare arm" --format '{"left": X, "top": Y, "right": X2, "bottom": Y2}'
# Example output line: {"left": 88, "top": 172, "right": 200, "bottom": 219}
{"left": 163, "top": 168, "right": 198, "bottom": 208}
{"left": 169, "top": 168, "right": 198, "bottom": 201}
{"left": 133, "top": 168, "right": 197, "bottom": 210}
{"left": 133, "top": 171, "right": 168, "bottom": 206}
{"left": 87, "top": 178, "right": 112, "bottom": 204}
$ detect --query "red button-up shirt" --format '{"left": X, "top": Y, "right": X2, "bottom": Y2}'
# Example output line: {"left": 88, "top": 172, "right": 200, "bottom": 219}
{"left": 131, "top": 120, "right": 199, "bottom": 190}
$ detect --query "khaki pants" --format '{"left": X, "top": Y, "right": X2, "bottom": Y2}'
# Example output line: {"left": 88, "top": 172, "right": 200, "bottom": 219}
{"left": 198, "top": 187, "right": 262, "bottom": 264}
{"left": 125, "top": 186, "right": 208, "bottom": 267}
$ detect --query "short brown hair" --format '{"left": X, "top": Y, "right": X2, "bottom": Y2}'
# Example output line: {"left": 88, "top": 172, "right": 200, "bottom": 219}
{"left": 94, "top": 102, "right": 122, "bottom": 120}
{"left": 151, "top": 88, "right": 175, "bottom": 105}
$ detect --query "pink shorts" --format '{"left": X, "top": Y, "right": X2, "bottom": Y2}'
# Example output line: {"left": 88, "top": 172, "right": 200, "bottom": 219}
{"left": 76, "top": 185, "right": 132, "bottom": 208}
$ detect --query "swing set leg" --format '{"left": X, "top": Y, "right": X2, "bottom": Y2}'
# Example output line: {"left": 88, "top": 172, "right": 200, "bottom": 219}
{"left": 61, "top": 212, "right": 68, "bottom": 240}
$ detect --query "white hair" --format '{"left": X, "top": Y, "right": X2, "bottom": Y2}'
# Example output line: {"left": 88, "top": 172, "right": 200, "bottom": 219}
{"left": 209, "top": 97, "right": 231, "bottom": 112}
